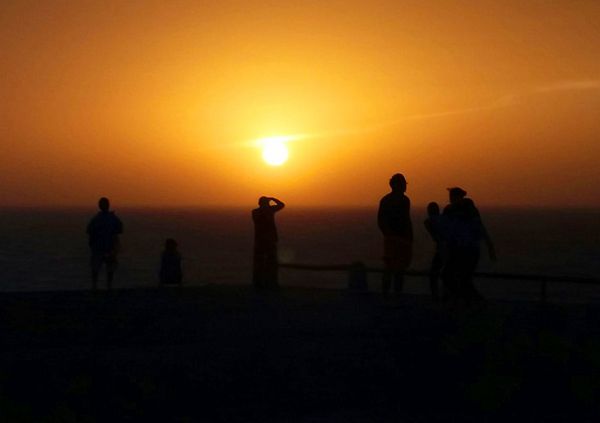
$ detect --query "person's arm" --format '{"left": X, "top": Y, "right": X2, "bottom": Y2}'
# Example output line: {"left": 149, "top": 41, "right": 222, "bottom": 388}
{"left": 424, "top": 219, "right": 441, "bottom": 243}
{"left": 158, "top": 254, "right": 165, "bottom": 286}
{"left": 114, "top": 215, "right": 123, "bottom": 234}
{"left": 424, "top": 218, "right": 431, "bottom": 234}
{"left": 86, "top": 218, "right": 94, "bottom": 247}
{"left": 269, "top": 197, "right": 285, "bottom": 212}
{"left": 404, "top": 197, "right": 413, "bottom": 239}
{"left": 178, "top": 254, "right": 183, "bottom": 285}
{"left": 481, "top": 222, "right": 497, "bottom": 261}
{"left": 86, "top": 216, "right": 94, "bottom": 235}
{"left": 377, "top": 199, "right": 389, "bottom": 234}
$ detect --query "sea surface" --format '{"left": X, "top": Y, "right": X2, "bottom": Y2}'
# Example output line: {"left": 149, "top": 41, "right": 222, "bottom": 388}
{"left": 0, "top": 207, "right": 599, "bottom": 302}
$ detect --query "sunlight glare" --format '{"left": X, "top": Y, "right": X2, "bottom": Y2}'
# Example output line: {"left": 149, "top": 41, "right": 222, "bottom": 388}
{"left": 259, "top": 136, "right": 291, "bottom": 166}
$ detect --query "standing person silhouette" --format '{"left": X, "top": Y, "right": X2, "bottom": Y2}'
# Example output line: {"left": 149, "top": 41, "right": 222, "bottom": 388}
{"left": 377, "top": 173, "right": 413, "bottom": 296}
{"left": 252, "top": 196, "right": 285, "bottom": 290}
{"left": 86, "top": 197, "right": 123, "bottom": 290}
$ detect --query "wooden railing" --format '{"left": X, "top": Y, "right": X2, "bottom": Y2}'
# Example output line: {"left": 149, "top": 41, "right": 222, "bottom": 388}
{"left": 279, "top": 262, "right": 600, "bottom": 302}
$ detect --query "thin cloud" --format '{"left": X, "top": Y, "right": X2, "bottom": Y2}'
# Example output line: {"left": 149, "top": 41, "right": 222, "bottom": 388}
{"left": 349, "top": 79, "right": 600, "bottom": 134}
{"left": 535, "top": 79, "right": 600, "bottom": 93}
{"left": 235, "top": 79, "right": 600, "bottom": 147}
{"left": 316, "top": 99, "right": 514, "bottom": 139}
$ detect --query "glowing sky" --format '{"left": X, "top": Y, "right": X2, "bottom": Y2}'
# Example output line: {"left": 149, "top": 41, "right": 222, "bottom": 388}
{"left": 1, "top": 1, "right": 599, "bottom": 207}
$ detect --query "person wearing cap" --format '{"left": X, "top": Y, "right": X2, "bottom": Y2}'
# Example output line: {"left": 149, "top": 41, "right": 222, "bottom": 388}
{"left": 377, "top": 173, "right": 413, "bottom": 295}
{"left": 441, "top": 187, "right": 496, "bottom": 304}
{"left": 252, "top": 196, "right": 285, "bottom": 290}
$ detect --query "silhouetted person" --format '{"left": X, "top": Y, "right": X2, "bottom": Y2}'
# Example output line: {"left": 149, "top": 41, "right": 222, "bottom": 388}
{"left": 159, "top": 238, "right": 182, "bottom": 286}
{"left": 252, "top": 196, "right": 285, "bottom": 290}
{"left": 441, "top": 187, "right": 496, "bottom": 305}
{"left": 424, "top": 201, "right": 443, "bottom": 301}
{"left": 86, "top": 197, "right": 123, "bottom": 290}
{"left": 377, "top": 173, "right": 413, "bottom": 296}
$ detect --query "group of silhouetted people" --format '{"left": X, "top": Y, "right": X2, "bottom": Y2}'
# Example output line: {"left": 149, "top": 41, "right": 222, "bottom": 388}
{"left": 430, "top": 187, "right": 496, "bottom": 304}
{"left": 86, "top": 197, "right": 182, "bottom": 290}
{"left": 376, "top": 173, "right": 496, "bottom": 305}
{"left": 249, "top": 173, "right": 496, "bottom": 305}
{"left": 87, "top": 175, "right": 495, "bottom": 304}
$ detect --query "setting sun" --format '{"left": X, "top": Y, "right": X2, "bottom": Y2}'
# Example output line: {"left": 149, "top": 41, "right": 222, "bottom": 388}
{"left": 1, "top": 1, "right": 599, "bottom": 207}
{"left": 260, "top": 136, "right": 290, "bottom": 166}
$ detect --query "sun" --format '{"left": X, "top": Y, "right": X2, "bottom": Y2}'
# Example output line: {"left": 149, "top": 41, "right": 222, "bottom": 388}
{"left": 263, "top": 142, "right": 288, "bottom": 166}
{"left": 260, "top": 136, "right": 290, "bottom": 166}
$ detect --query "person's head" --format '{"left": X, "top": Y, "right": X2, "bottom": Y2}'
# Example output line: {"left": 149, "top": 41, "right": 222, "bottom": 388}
{"left": 98, "top": 197, "right": 110, "bottom": 212}
{"left": 427, "top": 201, "right": 440, "bottom": 217}
{"left": 165, "top": 238, "right": 178, "bottom": 252}
{"left": 389, "top": 173, "right": 407, "bottom": 193}
{"left": 258, "top": 196, "right": 270, "bottom": 207}
{"left": 447, "top": 187, "right": 467, "bottom": 205}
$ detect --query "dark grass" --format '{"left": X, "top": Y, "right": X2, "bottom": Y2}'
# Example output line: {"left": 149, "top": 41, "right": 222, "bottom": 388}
{"left": 1, "top": 285, "right": 600, "bottom": 422}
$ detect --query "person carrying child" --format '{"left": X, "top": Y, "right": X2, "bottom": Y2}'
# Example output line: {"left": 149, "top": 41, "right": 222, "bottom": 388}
{"left": 441, "top": 187, "right": 496, "bottom": 305}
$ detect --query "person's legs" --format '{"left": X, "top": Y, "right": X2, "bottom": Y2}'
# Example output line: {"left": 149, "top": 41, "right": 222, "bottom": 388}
{"left": 105, "top": 254, "right": 118, "bottom": 290}
{"left": 393, "top": 237, "right": 412, "bottom": 295}
{"left": 383, "top": 236, "right": 408, "bottom": 296}
{"left": 454, "top": 248, "right": 481, "bottom": 305}
{"left": 91, "top": 273, "right": 98, "bottom": 290}
{"left": 90, "top": 254, "right": 102, "bottom": 291}
{"left": 462, "top": 249, "right": 482, "bottom": 305}
{"left": 430, "top": 251, "right": 443, "bottom": 301}
{"left": 253, "top": 250, "right": 265, "bottom": 290}
{"left": 265, "top": 247, "right": 279, "bottom": 290}
{"left": 381, "top": 236, "right": 396, "bottom": 296}
{"left": 393, "top": 271, "right": 404, "bottom": 293}
{"left": 382, "top": 264, "right": 392, "bottom": 296}
{"left": 254, "top": 243, "right": 278, "bottom": 291}
{"left": 441, "top": 249, "right": 458, "bottom": 303}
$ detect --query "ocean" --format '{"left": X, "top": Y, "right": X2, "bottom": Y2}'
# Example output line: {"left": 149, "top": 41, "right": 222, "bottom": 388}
{"left": 0, "top": 207, "right": 599, "bottom": 302}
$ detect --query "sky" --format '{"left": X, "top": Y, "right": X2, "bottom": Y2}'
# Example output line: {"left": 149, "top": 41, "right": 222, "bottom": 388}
{"left": 1, "top": 0, "right": 599, "bottom": 208}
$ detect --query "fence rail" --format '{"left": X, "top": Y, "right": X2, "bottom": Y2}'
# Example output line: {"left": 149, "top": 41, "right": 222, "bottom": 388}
{"left": 279, "top": 262, "right": 600, "bottom": 301}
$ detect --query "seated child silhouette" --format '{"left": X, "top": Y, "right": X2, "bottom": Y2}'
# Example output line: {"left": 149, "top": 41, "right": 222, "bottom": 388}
{"left": 159, "top": 238, "right": 182, "bottom": 286}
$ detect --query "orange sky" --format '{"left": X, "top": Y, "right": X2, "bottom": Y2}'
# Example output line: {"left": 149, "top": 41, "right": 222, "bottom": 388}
{"left": 1, "top": 1, "right": 599, "bottom": 208}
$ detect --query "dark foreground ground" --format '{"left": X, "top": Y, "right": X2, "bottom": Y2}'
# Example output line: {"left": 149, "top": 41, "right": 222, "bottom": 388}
{"left": 1, "top": 285, "right": 600, "bottom": 422}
